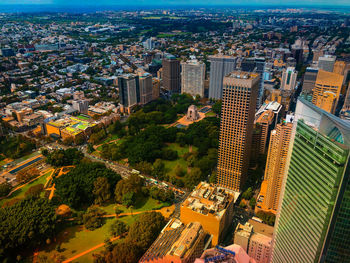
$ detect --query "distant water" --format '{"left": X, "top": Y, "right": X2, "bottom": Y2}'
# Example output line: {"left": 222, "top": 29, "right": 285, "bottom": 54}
{"left": 0, "top": 4, "right": 349, "bottom": 14}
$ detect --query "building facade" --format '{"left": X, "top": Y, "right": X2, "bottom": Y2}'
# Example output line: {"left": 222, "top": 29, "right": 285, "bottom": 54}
{"left": 162, "top": 55, "right": 181, "bottom": 93}
{"left": 318, "top": 55, "right": 336, "bottom": 72}
{"left": 118, "top": 74, "right": 140, "bottom": 112}
{"left": 256, "top": 121, "right": 293, "bottom": 214}
{"left": 281, "top": 67, "right": 297, "bottom": 91}
{"left": 208, "top": 55, "right": 236, "bottom": 99}
{"left": 302, "top": 67, "right": 318, "bottom": 94}
{"left": 312, "top": 69, "right": 343, "bottom": 114}
{"left": 181, "top": 60, "right": 206, "bottom": 97}
{"left": 217, "top": 72, "right": 259, "bottom": 192}
{"left": 272, "top": 98, "right": 350, "bottom": 263}
{"left": 139, "top": 73, "right": 153, "bottom": 105}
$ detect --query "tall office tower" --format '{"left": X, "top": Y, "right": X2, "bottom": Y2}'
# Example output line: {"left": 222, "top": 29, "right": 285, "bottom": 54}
{"left": 256, "top": 121, "right": 293, "bottom": 214}
{"left": 208, "top": 54, "right": 236, "bottom": 99}
{"left": 118, "top": 74, "right": 140, "bottom": 113}
{"left": 281, "top": 67, "right": 297, "bottom": 91}
{"left": 241, "top": 57, "right": 265, "bottom": 108}
{"left": 291, "top": 46, "right": 303, "bottom": 65}
{"left": 138, "top": 73, "right": 153, "bottom": 105}
{"left": 312, "top": 69, "right": 344, "bottom": 114}
{"left": 272, "top": 98, "right": 350, "bottom": 263}
{"left": 318, "top": 55, "right": 336, "bottom": 72}
{"left": 181, "top": 60, "right": 206, "bottom": 97}
{"left": 302, "top": 67, "right": 318, "bottom": 93}
{"left": 217, "top": 72, "right": 259, "bottom": 192}
{"left": 162, "top": 55, "right": 181, "bottom": 93}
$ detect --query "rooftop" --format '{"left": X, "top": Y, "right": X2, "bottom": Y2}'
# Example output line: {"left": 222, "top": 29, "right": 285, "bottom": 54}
{"left": 182, "top": 182, "right": 239, "bottom": 219}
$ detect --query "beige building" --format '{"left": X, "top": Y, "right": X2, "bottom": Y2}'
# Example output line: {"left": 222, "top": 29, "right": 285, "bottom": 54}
{"left": 181, "top": 60, "right": 205, "bottom": 97}
{"left": 180, "top": 182, "right": 239, "bottom": 245}
{"left": 234, "top": 220, "right": 273, "bottom": 263}
{"left": 281, "top": 67, "right": 297, "bottom": 91}
{"left": 256, "top": 121, "right": 293, "bottom": 214}
{"left": 217, "top": 72, "right": 259, "bottom": 192}
{"left": 312, "top": 69, "right": 344, "bottom": 114}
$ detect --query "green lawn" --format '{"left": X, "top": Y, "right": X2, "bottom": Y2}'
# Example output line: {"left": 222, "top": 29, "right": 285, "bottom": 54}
{"left": 163, "top": 143, "right": 197, "bottom": 177}
{"left": 37, "top": 214, "right": 140, "bottom": 263}
{"left": 0, "top": 170, "right": 53, "bottom": 206}
{"left": 205, "top": 112, "right": 217, "bottom": 117}
{"left": 100, "top": 197, "right": 170, "bottom": 215}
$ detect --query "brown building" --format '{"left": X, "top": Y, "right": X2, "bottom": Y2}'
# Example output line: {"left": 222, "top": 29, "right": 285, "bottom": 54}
{"left": 312, "top": 69, "right": 344, "bottom": 114}
{"left": 139, "top": 219, "right": 211, "bottom": 263}
{"left": 152, "top": 78, "right": 160, "bottom": 100}
{"left": 256, "top": 121, "right": 293, "bottom": 214}
{"left": 333, "top": 60, "right": 347, "bottom": 75}
{"left": 162, "top": 55, "right": 181, "bottom": 93}
{"left": 139, "top": 73, "right": 153, "bottom": 105}
{"left": 180, "top": 182, "right": 239, "bottom": 246}
{"left": 217, "top": 72, "right": 259, "bottom": 192}
{"left": 255, "top": 110, "right": 274, "bottom": 154}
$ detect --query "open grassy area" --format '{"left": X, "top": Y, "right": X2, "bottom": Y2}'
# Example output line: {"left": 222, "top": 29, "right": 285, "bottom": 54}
{"left": 100, "top": 196, "right": 170, "bottom": 215}
{"left": 163, "top": 143, "right": 197, "bottom": 177}
{"left": 37, "top": 214, "right": 140, "bottom": 263}
{"left": 35, "top": 196, "right": 169, "bottom": 262}
{"left": 0, "top": 170, "right": 53, "bottom": 206}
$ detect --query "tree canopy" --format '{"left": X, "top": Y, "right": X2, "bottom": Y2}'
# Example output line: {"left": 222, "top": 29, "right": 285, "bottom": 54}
{"left": 54, "top": 162, "right": 121, "bottom": 208}
{"left": 0, "top": 197, "right": 57, "bottom": 261}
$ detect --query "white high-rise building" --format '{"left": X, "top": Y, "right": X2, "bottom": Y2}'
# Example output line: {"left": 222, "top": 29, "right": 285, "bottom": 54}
{"left": 181, "top": 60, "right": 206, "bottom": 97}
{"left": 281, "top": 67, "right": 298, "bottom": 91}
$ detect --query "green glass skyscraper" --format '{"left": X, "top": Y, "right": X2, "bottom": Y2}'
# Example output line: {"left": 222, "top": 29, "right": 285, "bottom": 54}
{"left": 272, "top": 98, "right": 350, "bottom": 263}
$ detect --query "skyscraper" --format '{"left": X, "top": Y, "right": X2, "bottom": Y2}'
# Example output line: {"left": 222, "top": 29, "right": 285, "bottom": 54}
{"left": 138, "top": 73, "right": 153, "bottom": 105}
{"left": 281, "top": 67, "right": 297, "bottom": 91}
{"left": 256, "top": 121, "right": 293, "bottom": 214}
{"left": 181, "top": 59, "right": 206, "bottom": 97}
{"left": 217, "top": 72, "right": 259, "bottom": 192}
{"left": 118, "top": 74, "right": 140, "bottom": 113}
{"left": 208, "top": 54, "right": 236, "bottom": 99}
{"left": 162, "top": 55, "right": 181, "bottom": 93}
{"left": 312, "top": 69, "right": 344, "bottom": 114}
{"left": 272, "top": 98, "right": 350, "bottom": 263}
{"left": 241, "top": 57, "right": 266, "bottom": 108}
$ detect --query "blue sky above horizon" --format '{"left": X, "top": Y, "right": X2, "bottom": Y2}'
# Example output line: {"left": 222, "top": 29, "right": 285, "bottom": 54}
{"left": 1, "top": 0, "right": 350, "bottom": 6}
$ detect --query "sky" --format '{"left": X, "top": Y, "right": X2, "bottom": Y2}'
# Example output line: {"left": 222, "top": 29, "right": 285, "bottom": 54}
{"left": 1, "top": 0, "right": 350, "bottom": 7}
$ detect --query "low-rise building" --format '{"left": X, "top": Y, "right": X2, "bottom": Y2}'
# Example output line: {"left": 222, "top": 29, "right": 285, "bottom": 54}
{"left": 180, "top": 182, "right": 239, "bottom": 245}
{"left": 140, "top": 219, "right": 212, "bottom": 263}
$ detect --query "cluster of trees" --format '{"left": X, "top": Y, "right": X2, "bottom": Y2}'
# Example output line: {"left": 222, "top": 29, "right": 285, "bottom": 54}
{"left": 54, "top": 162, "right": 121, "bottom": 209}
{"left": 16, "top": 167, "right": 40, "bottom": 184}
{"left": 89, "top": 129, "right": 107, "bottom": 145}
{"left": 95, "top": 212, "right": 165, "bottom": 263}
{"left": 128, "top": 95, "right": 197, "bottom": 135}
{"left": 114, "top": 174, "right": 174, "bottom": 208}
{"left": 0, "top": 135, "right": 36, "bottom": 159}
{"left": 101, "top": 125, "right": 178, "bottom": 165}
{"left": 256, "top": 211, "right": 276, "bottom": 226}
{"left": 0, "top": 197, "right": 57, "bottom": 261}
{"left": 44, "top": 148, "right": 84, "bottom": 167}
{"left": 0, "top": 182, "right": 12, "bottom": 198}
